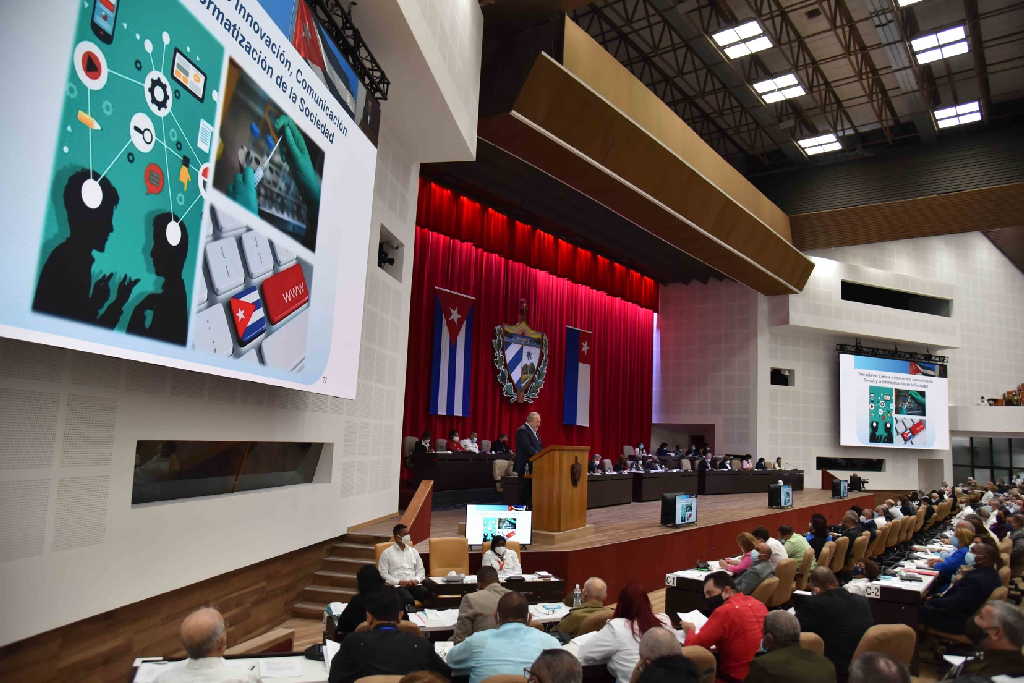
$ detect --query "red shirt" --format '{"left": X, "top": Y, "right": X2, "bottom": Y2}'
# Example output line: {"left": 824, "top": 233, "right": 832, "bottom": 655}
{"left": 446, "top": 439, "right": 463, "bottom": 452}
{"left": 686, "top": 593, "right": 767, "bottom": 682}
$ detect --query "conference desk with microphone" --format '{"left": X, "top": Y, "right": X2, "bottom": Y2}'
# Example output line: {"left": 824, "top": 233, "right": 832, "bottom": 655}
{"left": 699, "top": 469, "right": 804, "bottom": 495}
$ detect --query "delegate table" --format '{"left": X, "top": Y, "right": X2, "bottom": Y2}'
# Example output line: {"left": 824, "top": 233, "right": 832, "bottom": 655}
{"left": 424, "top": 573, "right": 566, "bottom": 606}
{"left": 587, "top": 473, "right": 634, "bottom": 508}
{"left": 699, "top": 469, "right": 804, "bottom": 495}
{"left": 416, "top": 452, "right": 501, "bottom": 491}
{"left": 631, "top": 471, "right": 699, "bottom": 502}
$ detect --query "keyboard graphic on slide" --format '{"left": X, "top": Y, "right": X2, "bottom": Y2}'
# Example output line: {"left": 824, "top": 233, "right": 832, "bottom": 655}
{"left": 191, "top": 205, "right": 311, "bottom": 373}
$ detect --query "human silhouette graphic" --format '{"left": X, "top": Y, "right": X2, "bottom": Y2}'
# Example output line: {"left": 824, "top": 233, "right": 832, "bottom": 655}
{"left": 33, "top": 169, "right": 138, "bottom": 327}
{"left": 127, "top": 212, "right": 189, "bottom": 345}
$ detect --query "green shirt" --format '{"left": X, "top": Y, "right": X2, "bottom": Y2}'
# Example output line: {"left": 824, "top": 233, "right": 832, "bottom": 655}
{"left": 784, "top": 533, "right": 815, "bottom": 569}
{"left": 556, "top": 600, "right": 609, "bottom": 637}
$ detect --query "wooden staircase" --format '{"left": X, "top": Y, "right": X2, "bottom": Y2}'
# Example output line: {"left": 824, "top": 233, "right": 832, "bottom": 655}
{"left": 291, "top": 532, "right": 388, "bottom": 619}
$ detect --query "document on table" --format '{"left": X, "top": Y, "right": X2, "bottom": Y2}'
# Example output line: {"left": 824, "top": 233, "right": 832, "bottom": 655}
{"left": 133, "top": 664, "right": 164, "bottom": 683}
{"left": 435, "top": 641, "right": 455, "bottom": 662}
{"left": 409, "top": 609, "right": 459, "bottom": 629}
{"left": 677, "top": 610, "right": 708, "bottom": 636}
{"left": 324, "top": 639, "right": 341, "bottom": 670}
{"left": 260, "top": 658, "right": 304, "bottom": 677}
{"left": 529, "top": 603, "right": 570, "bottom": 622}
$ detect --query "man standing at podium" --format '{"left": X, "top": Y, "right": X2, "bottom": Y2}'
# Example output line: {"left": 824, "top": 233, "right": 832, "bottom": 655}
{"left": 514, "top": 412, "right": 543, "bottom": 477}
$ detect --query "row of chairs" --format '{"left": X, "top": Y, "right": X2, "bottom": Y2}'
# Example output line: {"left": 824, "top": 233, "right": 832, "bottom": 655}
{"left": 373, "top": 538, "right": 523, "bottom": 577}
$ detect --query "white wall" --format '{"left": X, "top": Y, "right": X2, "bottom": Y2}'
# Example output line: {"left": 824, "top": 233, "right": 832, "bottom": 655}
{"left": 0, "top": 0, "right": 481, "bottom": 648}
{"left": 656, "top": 232, "right": 1024, "bottom": 491}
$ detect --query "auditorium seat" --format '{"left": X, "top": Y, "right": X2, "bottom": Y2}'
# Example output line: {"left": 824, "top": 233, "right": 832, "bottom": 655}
{"left": 374, "top": 541, "right": 393, "bottom": 563}
{"left": 578, "top": 609, "right": 614, "bottom": 635}
{"left": 1000, "top": 566, "right": 1011, "bottom": 588}
{"left": 623, "top": 445, "right": 635, "bottom": 458}
{"left": 853, "top": 624, "right": 916, "bottom": 670}
{"left": 798, "top": 631, "right": 825, "bottom": 657}
{"left": 481, "top": 439, "right": 492, "bottom": 453}
{"left": 769, "top": 558, "right": 797, "bottom": 607}
{"left": 829, "top": 536, "right": 850, "bottom": 574}
{"left": 679, "top": 458, "right": 692, "bottom": 471}
{"left": 751, "top": 576, "right": 780, "bottom": 606}
{"left": 681, "top": 645, "right": 716, "bottom": 683}
{"left": 991, "top": 585, "right": 1009, "bottom": 602}
{"left": 428, "top": 536, "right": 469, "bottom": 576}
{"left": 434, "top": 438, "right": 447, "bottom": 451}
{"left": 794, "top": 549, "right": 814, "bottom": 591}
{"left": 816, "top": 541, "right": 836, "bottom": 573}
{"left": 844, "top": 533, "right": 870, "bottom": 573}
{"left": 481, "top": 675, "right": 527, "bottom": 683}
{"left": 354, "top": 676, "right": 402, "bottom": 683}
{"left": 866, "top": 524, "right": 889, "bottom": 560}
{"left": 402, "top": 435, "right": 417, "bottom": 460}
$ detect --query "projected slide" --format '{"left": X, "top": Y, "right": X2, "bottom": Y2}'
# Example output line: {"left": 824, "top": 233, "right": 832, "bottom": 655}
{"left": 839, "top": 354, "right": 950, "bottom": 449}
{"left": 0, "top": 0, "right": 377, "bottom": 398}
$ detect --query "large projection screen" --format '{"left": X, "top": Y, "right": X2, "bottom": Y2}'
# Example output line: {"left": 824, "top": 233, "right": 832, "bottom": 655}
{"left": 0, "top": 0, "right": 378, "bottom": 398}
{"left": 839, "top": 353, "right": 950, "bottom": 450}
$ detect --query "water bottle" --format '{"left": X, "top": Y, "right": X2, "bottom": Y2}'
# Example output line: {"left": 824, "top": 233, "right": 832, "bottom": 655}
{"left": 573, "top": 583, "right": 582, "bottom": 608}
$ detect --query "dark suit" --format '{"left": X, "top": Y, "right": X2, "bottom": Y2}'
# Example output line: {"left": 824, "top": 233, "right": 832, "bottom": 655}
{"left": 514, "top": 423, "right": 541, "bottom": 476}
{"left": 328, "top": 625, "right": 450, "bottom": 682}
{"left": 921, "top": 566, "right": 1001, "bottom": 634}
{"left": 796, "top": 588, "right": 874, "bottom": 676}
{"left": 745, "top": 644, "right": 837, "bottom": 683}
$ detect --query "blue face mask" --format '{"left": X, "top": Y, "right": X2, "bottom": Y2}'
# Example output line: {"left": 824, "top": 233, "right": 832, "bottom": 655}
{"left": 951, "top": 537, "right": 960, "bottom": 548}
{"left": 965, "top": 552, "right": 976, "bottom": 566}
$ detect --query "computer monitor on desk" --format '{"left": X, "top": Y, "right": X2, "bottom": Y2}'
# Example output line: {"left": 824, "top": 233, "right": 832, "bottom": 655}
{"left": 661, "top": 493, "right": 698, "bottom": 527}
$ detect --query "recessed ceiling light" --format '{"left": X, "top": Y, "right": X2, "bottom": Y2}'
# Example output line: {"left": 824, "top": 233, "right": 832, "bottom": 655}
{"left": 752, "top": 73, "right": 805, "bottom": 104}
{"left": 898, "top": 0, "right": 925, "bottom": 5}
{"left": 933, "top": 101, "right": 981, "bottom": 129}
{"left": 912, "top": 25, "right": 969, "bottom": 65}
{"left": 712, "top": 21, "right": 772, "bottom": 59}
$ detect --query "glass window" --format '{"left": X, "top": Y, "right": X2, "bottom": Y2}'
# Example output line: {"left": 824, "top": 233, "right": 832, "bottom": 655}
{"left": 953, "top": 465, "right": 972, "bottom": 485}
{"left": 994, "top": 438, "right": 1011, "bottom": 467}
{"left": 993, "top": 468, "right": 1010, "bottom": 485}
{"left": 953, "top": 437, "right": 972, "bottom": 466}
{"left": 973, "top": 468, "right": 993, "bottom": 484}
{"left": 973, "top": 438, "right": 993, "bottom": 467}
{"left": 1014, "top": 438, "right": 1024, "bottom": 457}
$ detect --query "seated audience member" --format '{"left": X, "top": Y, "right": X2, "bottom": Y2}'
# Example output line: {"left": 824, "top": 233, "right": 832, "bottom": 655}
{"left": 745, "top": 610, "right": 836, "bottom": 683}
{"left": 589, "top": 452, "right": 603, "bottom": 474}
{"left": 965, "top": 513, "right": 999, "bottom": 542}
{"left": 491, "top": 433, "right": 511, "bottom": 456}
{"left": 775, "top": 456, "right": 783, "bottom": 469}
{"left": 847, "top": 652, "right": 910, "bottom": 683}
{"left": 1009, "top": 515, "right": 1024, "bottom": 544}
{"left": 885, "top": 498, "right": 903, "bottom": 520}
{"left": 328, "top": 588, "right": 449, "bottom": 682}
{"left": 681, "top": 571, "right": 767, "bottom": 682}
{"left": 872, "top": 505, "right": 890, "bottom": 528}
{"left": 156, "top": 607, "right": 257, "bottom": 683}
{"left": 755, "top": 457, "right": 767, "bottom": 470}
{"left": 921, "top": 543, "right": 1001, "bottom": 634}
{"left": 409, "top": 431, "right": 431, "bottom": 470}
{"left": 557, "top": 576, "right": 609, "bottom": 637}
{"left": 900, "top": 495, "right": 916, "bottom": 517}
{"left": 655, "top": 442, "right": 671, "bottom": 459}
{"left": 735, "top": 543, "right": 774, "bottom": 595}
{"left": 943, "top": 601, "right": 1024, "bottom": 679}
{"left": 445, "top": 430, "right": 463, "bottom": 451}
{"left": 527, "top": 649, "right": 582, "bottom": 683}
{"left": 379, "top": 524, "right": 428, "bottom": 608}
{"left": 578, "top": 583, "right": 673, "bottom": 683}
{"left": 927, "top": 525, "right": 975, "bottom": 593}
{"left": 839, "top": 511, "right": 868, "bottom": 559}
{"left": 806, "top": 513, "right": 832, "bottom": 558}
{"left": 1008, "top": 545, "right": 1024, "bottom": 605}
{"left": 629, "top": 627, "right": 698, "bottom": 683}
{"left": 751, "top": 526, "right": 788, "bottom": 568}
{"left": 460, "top": 431, "right": 480, "bottom": 453}
{"left": 779, "top": 525, "right": 815, "bottom": 569}
{"left": 336, "top": 565, "right": 386, "bottom": 638}
{"left": 721, "top": 532, "right": 758, "bottom": 575}
{"left": 446, "top": 591, "right": 560, "bottom": 683}
{"left": 740, "top": 454, "right": 753, "bottom": 470}
{"left": 453, "top": 566, "right": 510, "bottom": 644}
{"left": 796, "top": 567, "right": 873, "bottom": 677}
{"left": 850, "top": 558, "right": 881, "bottom": 581}
{"left": 481, "top": 534, "right": 521, "bottom": 575}
{"left": 991, "top": 510, "right": 1012, "bottom": 540}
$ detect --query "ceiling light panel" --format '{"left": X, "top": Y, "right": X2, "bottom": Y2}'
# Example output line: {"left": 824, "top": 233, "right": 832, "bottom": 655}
{"left": 912, "top": 25, "right": 969, "bottom": 65}
{"left": 712, "top": 21, "right": 772, "bottom": 59}
{"left": 752, "top": 73, "right": 804, "bottom": 104}
{"left": 933, "top": 101, "right": 982, "bottom": 129}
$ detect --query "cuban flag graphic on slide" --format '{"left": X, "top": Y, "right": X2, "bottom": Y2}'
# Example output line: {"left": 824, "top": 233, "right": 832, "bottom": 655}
{"left": 429, "top": 288, "right": 475, "bottom": 416}
{"left": 229, "top": 286, "right": 267, "bottom": 345}
{"left": 564, "top": 326, "right": 592, "bottom": 426}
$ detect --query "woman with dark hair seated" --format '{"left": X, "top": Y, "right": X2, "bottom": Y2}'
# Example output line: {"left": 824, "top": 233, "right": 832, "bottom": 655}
{"left": 577, "top": 583, "right": 673, "bottom": 683}
{"left": 336, "top": 565, "right": 387, "bottom": 638}
{"left": 806, "top": 513, "right": 832, "bottom": 559}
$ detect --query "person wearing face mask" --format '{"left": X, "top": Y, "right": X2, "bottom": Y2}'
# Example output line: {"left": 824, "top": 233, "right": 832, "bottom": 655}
{"left": 460, "top": 431, "right": 480, "bottom": 453}
{"left": 795, "top": 567, "right": 873, "bottom": 678}
{"left": 942, "top": 601, "right": 1024, "bottom": 679}
{"left": 745, "top": 610, "right": 836, "bottom": 683}
{"left": 681, "top": 572, "right": 767, "bottom": 682}
{"left": 378, "top": 524, "right": 427, "bottom": 610}
{"left": 734, "top": 543, "right": 775, "bottom": 595}
{"left": 921, "top": 543, "right": 1002, "bottom": 634}
{"left": 481, "top": 534, "right": 521, "bottom": 575}
{"left": 927, "top": 525, "right": 975, "bottom": 593}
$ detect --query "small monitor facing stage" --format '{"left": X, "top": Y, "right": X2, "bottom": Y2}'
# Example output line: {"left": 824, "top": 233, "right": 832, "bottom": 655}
{"left": 661, "top": 493, "right": 698, "bottom": 527}
{"left": 832, "top": 479, "right": 849, "bottom": 499}
{"left": 769, "top": 483, "right": 793, "bottom": 508}
{"left": 466, "top": 504, "right": 532, "bottom": 546}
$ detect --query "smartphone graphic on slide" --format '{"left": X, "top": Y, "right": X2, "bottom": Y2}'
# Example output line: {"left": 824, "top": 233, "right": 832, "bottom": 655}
{"left": 91, "top": 0, "right": 119, "bottom": 44}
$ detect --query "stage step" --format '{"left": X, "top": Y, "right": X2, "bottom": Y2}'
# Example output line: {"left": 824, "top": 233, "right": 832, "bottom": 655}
{"left": 292, "top": 601, "right": 326, "bottom": 620}
{"left": 292, "top": 530, "right": 382, "bottom": 618}
{"left": 301, "top": 584, "right": 357, "bottom": 604}
{"left": 321, "top": 556, "right": 368, "bottom": 573}
{"left": 312, "top": 569, "right": 358, "bottom": 588}
{"left": 328, "top": 542, "right": 375, "bottom": 560}
{"left": 344, "top": 532, "right": 389, "bottom": 545}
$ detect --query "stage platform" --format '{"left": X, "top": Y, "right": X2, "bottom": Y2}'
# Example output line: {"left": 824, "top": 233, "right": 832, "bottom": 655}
{"left": 353, "top": 489, "right": 876, "bottom": 598}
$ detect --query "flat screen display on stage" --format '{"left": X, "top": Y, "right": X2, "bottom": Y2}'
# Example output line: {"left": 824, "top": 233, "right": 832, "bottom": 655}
{"left": 466, "top": 504, "right": 533, "bottom": 545}
{"left": 839, "top": 353, "right": 949, "bottom": 449}
{"left": 0, "top": 0, "right": 378, "bottom": 397}
{"left": 661, "top": 493, "right": 697, "bottom": 527}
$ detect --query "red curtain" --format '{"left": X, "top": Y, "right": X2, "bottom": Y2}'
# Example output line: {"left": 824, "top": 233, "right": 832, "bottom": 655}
{"left": 416, "top": 180, "right": 659, "bottom": 311}
{"left": 402, "top": 224, "right": 654, "bottom": 465}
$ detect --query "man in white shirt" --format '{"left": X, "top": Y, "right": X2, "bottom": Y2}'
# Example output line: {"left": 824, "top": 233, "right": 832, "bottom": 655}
{"left": 752, "top": 526, "right": 788, "bottom": 569}
{"left": 885, "top": 499, "right": 903, "bottom": 520}
{"left": 872, "top": 505, "right": 889, "bottom": 528}
{"left": 156, "top": 608, "right": 258, "bottom": 683}
{"left": 378, "top": 523, "right": 428, "bottom": 608}
{"left": 460, "top": 432, "right": 480, "bottom": 453}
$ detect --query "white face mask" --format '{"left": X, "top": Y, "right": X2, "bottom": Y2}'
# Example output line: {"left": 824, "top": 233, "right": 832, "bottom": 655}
{"left": 494, "top": 547, "right": 506, "bottom": 556}
{"left": 400, "top": 534, "right": 412, "bottom": 546}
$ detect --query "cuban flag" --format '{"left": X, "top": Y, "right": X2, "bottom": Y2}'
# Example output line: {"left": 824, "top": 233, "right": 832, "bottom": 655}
{"left": 229, "top": 286, "right": 267, "bottom": 345}
{"left": 429, "top": 288, "right": 475, "bottom": 416}
{"left": 563, "top": 326, "right": 592, "bottom": 426}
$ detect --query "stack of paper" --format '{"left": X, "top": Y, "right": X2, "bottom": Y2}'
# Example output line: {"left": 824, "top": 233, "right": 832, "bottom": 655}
{"left": 435, "top": 641, "right": 455, "bottom": 662}
{"left": 323, "top": 640, "right": 341, "bottom": 669}
{"left": 260, "top": 658, "right": 304, "bottom": 678}
{"left": 677, "top": 610, "right": 708, "bottom": 639}
{"left": 410, "top": 609, "right": 459, "bottom": 629}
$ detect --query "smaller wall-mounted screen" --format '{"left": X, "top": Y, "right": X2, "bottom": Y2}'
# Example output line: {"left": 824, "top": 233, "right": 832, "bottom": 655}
{"left": 132, "top": 440, "right": 325, "bottom": 504}
{"left": 839, "top": 353, "right": 950, "bottom": 450}
{"left": 465, "top": 504, "right": 533, "bottom": 546}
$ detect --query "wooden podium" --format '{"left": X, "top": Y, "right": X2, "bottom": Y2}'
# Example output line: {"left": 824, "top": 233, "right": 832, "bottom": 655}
{"left": 529, "top": 445, "right": 591, "bottom": 536}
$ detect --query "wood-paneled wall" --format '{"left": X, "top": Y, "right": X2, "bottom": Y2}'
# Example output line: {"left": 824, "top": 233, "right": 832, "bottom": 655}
{"left": 0, "top": 536, "right": 340, "bottom": 682}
